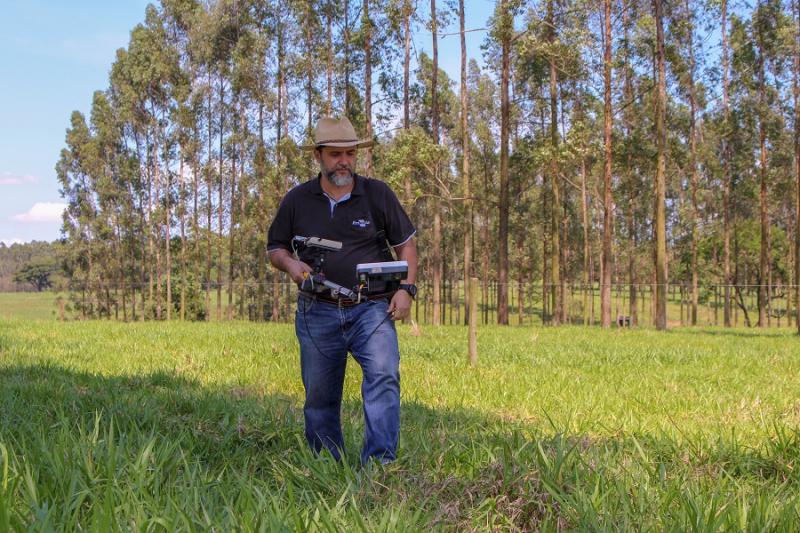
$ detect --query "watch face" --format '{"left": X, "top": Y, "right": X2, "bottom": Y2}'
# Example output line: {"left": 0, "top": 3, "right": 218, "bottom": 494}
{"left": 401, "top": 284, "right": 417, "bottom": 297}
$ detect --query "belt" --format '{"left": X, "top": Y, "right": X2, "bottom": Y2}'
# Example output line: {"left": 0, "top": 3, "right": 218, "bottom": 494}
{"left": 299, "top": 291, "right": 395, "bottom": 307}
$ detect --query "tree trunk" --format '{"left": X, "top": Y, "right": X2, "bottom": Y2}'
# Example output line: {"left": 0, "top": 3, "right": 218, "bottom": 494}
{"left": 623, "top": 3, "right": 637, "bottom": 326}
{"left": 403, "top": 0, "right": 411, "bottom": 131}
{"left": 687, "top": 0, "right": 699, "bottom": 326}
{"left": 363, "top": 0, "right": 373, "bottom": 176}
{"left": 460, "top": 0, "right": 472, "bottom": 325}
{"left": 180, "top": 155, "right": 186, "bottom": 321}
{"left": 758, "top": 28, "right": 769, "bottom": 328}
{"left": 306, "top": 2, "right": 314, "bottom": 139}
{"left": 581, "top": 154, "right": 590, "bottom": 325}
{"left": 498, "top": 1, "right": 510, "bottom": 325}
{"left": 548, "top": 0, "right": 562, "bottom": 325}
{"left": 344, "top": 0, "right": 351, "bottom": 116}
{"left": 238, "top": 105, "right": 247, "bottom": 320}
{"left": 164, "top": 143, "right": 171, "bottom": 321}
{"left": 402, "top": 0, "right": 412, "bottom": 206}
{"left": 326, "top": 8, "right": 333, "bottom": 114}
{"left": 654, "top": 0, "right": 668, "bottom": 330}
{"left": 217, "top": 75, "right": 224, "bottom": 321}
{"left": 256, "top": 103, "right": 266, "bottom": 321}
{"left": 430, "top": 0, "right": 442, "bottom": 326}
{"left": 722, "top": 0, "right": 732, "bottom": 327}
{"left": 272, "top": 24, "right": 285, "bottom": 322}
{"left": 795, "top": 0, "right": 800, "bottom": 334}
{"left": 601, "top": 0, "right": 614, "bottom": 328}
{"left": 154, "top": 140, "right": 162, "bottom": 321}
{"left": 227, "top": 102, "right": 237, "bottom": 321}
{"left": 482, "top": 156, "right": 491, "bottom": 325}
{"left": 205, "top": 71, "right": 213, "bottom": 321}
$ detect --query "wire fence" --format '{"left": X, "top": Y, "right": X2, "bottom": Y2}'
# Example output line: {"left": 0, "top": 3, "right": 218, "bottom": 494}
{"left": 37, "top": 280, "right": 800, "bottom": 328}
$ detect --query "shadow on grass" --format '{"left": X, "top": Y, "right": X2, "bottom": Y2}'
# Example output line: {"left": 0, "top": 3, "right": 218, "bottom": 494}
{"left": 2, "top": 363, "right": 800, "bottom": 530}
{"left": 0, "top": 362, "right": 555, "bottom": 528}
{"left": 0, "top": 364, "right": 504, "bottom": 467}
{"left": 0, "top": 364, "right": 307, "bottom": 467}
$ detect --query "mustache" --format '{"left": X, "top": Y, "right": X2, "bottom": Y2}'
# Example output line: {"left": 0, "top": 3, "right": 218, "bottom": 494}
{"left": 325, "top": 165, "right": 352, "bottom": 178}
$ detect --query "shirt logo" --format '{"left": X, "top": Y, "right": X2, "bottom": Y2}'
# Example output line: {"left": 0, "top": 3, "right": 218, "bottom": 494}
{"left": 352, "top": 218, "right": 372, "bottom": 228}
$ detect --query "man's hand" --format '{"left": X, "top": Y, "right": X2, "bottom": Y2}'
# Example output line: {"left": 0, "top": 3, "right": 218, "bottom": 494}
{"left": 286, "top": 259, "right": 313, "bottom": 284}
{"left": 269, "top": 249, "right": 313, "bottom": 283}
{"left": 387, "top": 289, "right": 412, "bottom": 321}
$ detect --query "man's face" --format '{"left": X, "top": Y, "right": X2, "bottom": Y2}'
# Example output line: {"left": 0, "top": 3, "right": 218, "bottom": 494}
{"left": 316, "top": 146, "right": 357, "bottom": 187}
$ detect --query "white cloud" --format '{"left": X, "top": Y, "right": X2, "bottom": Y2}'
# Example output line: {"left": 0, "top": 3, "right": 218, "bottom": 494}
{"left": 0, "top": 172, "right": 38, "bottom": 185}
{"left": 0, "top": 238, "right": 24, "bottom": 246}
{"left": 12, "top": 202, "right": 67, "bottom": 223}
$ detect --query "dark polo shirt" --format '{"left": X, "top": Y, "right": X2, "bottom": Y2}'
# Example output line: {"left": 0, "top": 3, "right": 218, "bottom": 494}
{"left": 267, "top": 174, "right": 415, "bottom": 292}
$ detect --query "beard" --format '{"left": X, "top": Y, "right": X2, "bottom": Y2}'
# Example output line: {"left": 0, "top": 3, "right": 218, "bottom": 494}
{"left": 324, "top": 166, "right": 354, "bottom": 187}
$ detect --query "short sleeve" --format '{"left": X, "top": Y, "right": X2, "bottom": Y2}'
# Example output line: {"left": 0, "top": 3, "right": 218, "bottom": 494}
{"left": 379, "top": 183, "right": 416, "bottom": 246}
{"left": 267, "top": 195, "right": 293, "bottom": 252}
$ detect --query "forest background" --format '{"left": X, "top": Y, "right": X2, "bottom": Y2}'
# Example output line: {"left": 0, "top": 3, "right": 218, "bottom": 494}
{"left": 4, "top": 0, "right": 800, "bottom": 333}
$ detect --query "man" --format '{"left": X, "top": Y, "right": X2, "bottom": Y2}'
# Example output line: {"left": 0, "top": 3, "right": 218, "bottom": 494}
{"left": 267, "top": 116, "right": 418, "bottom": 464}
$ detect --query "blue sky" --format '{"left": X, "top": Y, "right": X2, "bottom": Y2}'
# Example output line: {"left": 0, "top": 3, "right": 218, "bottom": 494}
{"left": 0, "top": 1, "right": 150, "bottom": 245}
{"left": 0, "top": 0, "right": 493, "bottom": 245}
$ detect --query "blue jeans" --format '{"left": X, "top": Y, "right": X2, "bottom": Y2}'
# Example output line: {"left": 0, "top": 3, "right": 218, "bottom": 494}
{"left": 295, "top": 294, "right": 400, "bottom": 464}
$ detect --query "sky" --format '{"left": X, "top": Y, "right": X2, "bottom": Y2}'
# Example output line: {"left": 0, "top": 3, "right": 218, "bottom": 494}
{"left": 0, "top": 0, "right": 493, "bottom": 246}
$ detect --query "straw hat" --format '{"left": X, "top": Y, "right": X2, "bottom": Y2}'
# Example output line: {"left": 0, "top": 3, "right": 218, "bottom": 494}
{"left": 301, "top": 116, "right": 374, "bottom": 150}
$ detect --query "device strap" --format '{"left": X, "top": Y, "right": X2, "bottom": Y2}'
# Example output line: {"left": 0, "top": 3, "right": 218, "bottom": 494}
{"left": 363, "top": 176, "right": 394, "bottom": 261}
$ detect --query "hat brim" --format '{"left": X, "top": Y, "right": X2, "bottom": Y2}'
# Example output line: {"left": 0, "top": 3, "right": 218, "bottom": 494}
{"left": 301, "top": 139, "right": 374, "bottom": 151}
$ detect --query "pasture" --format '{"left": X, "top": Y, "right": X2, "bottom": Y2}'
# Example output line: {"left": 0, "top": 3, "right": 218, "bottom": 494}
{"left": 1, "top": 301, "right": 799, "bottom": 529}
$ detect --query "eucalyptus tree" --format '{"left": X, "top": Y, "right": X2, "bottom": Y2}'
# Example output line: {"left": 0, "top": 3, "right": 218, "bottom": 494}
{"left": 109, "top": 7, "right": 183, "bottom": 320}
{"left": 57, "top": 112, "right": 100, "bottom": 317}
{"left": 542, "top": 0, "right": 565, "bottom": 325}
{"left": 362, "top": 0, "right": 375, "bottom": 175}
{"left": 467, "top": 60, "right": 499, "bottom": 323}
{"left": 669, "top": 0, "right": 711, "bottom": 325}
{"left": 513, "top": 6, "right": 550, "bottom": 322}
{"left": 87, "top": 91, "right": 134, "bottom": 320}
{"left": 727, "top": 1, "right": 791, "bottom": 326}
{"left": 386, "top": 0, "right": 418, "bottom": 205}
{"left": 721, "top": 0, "right": 733, "bottom": 326}
{"left": 654, "top": 0, "right": 668, "bottom": 330}
{"left": 163, "top": 0, "right": 205, "bottom": 320}
{"left": 756, "top": 0, "right": 773, "bottom": 326}
{"left": 407, "top": 49, "right": 458, "bottom": 323}
{"left": 430, "top": 0, "right": 444, "bottom": 325}
{"left": 459, "top": 0, "right": 473, "bottom": 323}
{"left": 237, "top": 1, "right": 275, "bottom": 321}
{"left": 601, "top": 0, "right": 614, "bottom": 328}
{"left": 794, "top": 0, "right": 800, "bottom": 334}
{"left": 754, "top": 0, "right": 793, "bottom": 325}
{"left": 489, "top": 0, "right": 516, "bottom": 325}
{"left": 620, "top": 0, "right": 637, "bottom": 326}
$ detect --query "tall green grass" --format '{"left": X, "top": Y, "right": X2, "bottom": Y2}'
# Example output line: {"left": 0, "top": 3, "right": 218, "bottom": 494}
{"left": 1, "top": 319, "right": 799, "bottom": 530}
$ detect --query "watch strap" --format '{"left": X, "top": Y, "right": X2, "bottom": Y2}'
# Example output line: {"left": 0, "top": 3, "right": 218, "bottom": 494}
{"left": 398, "top": 283, "right": 417, "bottom": 299}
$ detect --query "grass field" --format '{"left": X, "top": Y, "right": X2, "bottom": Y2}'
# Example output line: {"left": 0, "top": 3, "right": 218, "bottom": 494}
{"left": 0, "top": 292, "right": 67, "bottom": 321}
{"left": 1, "top": 313, "right": 800, "bottom": 529}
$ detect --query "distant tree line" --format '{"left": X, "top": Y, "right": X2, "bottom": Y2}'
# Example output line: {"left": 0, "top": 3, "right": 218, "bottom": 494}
{"left": 0, "top": 241, "right": 63, "bottom": 292}
{"left": 57, "top": 0, "right": 800, "bottom": 331}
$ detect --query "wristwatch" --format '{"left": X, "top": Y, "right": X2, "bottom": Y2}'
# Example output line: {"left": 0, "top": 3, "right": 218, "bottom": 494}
{"left": 398, "top": 283, "right": 417, "bottom": 299}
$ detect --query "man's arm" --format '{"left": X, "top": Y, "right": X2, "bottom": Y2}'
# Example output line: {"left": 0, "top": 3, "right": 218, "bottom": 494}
{"left": 394, "top": 238, "right": 417, "bottom": 284}
{"left": 268, "top": 248, "right": 313, "bottom": 283}
{"left": 387, "top": 237, "right": 417, "bottom": 320}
